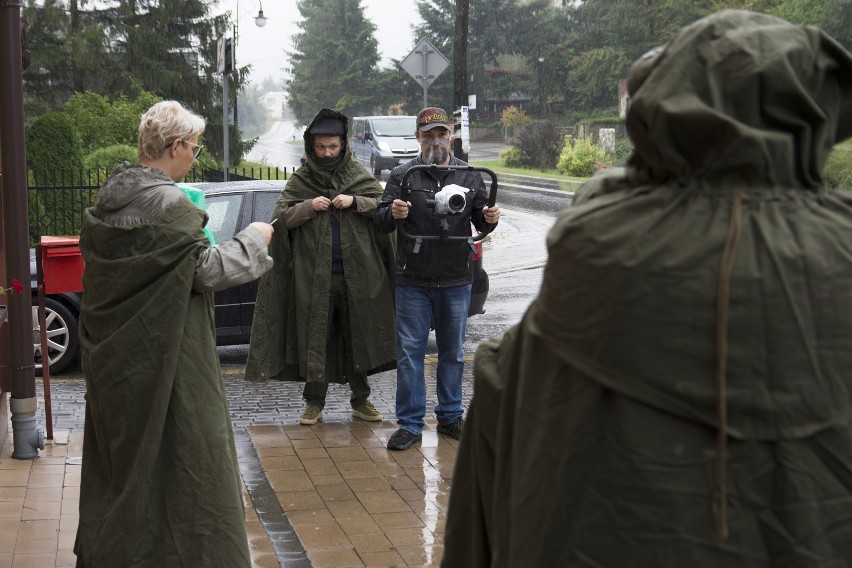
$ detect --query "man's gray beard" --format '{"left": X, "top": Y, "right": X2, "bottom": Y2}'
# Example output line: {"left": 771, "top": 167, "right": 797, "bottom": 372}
{"left": 422, "top": 145, "right": 450, "bottom": 165}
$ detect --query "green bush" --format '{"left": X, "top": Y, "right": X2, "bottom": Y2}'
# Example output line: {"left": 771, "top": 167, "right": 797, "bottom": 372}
{"left": 500, "top": 106, "right": 530, "bottom": 128}
{"left": 84, "top": 144, "right": 137, "bottom": 179}
{"left": 500, "top": 106, "right": 531, "bottom": 140}
{"left": 825, "top": 149, "right": 852, "bottom": 191}
{"left": 26, "top": 112, "right": 83, "bottom": 173}
{"left": 500, "top": 147, "right": 526, "bottom": 168}
{"left": 614, "top": 138, "right": 635, "bottom": 167}
{"left": 557, "top": 135, "right": 610, "bottom": 177}
{"left": 64, "top": 91, "right": 161, "bottom": 155}
{"left": 512, "top": 122, "right": 563, "bottom": 170}
{"left": 26, "top": 113, "right": 87, "bottom": 238}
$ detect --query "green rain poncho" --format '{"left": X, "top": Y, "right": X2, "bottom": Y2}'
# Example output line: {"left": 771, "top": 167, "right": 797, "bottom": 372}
{"left": 75, "top": 170, "right": 250, "bottom": 567}
{"left": 246, "top": 108, "right": 396, "bottom": 383}
{"left": 443, "top": 10, "right": 852, "bottom": 568}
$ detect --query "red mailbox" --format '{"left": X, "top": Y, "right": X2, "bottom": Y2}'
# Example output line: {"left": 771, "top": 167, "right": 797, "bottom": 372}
{"left": 36, "top": 236, "right": 84, "bottom": 441}
{"left": 40, "top": 236, "right": 83, "bottom": 294}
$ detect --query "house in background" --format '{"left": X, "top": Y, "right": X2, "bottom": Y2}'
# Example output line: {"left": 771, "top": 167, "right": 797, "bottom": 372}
{"left": 259, "top": 91, "right": 287, "bottom": 120}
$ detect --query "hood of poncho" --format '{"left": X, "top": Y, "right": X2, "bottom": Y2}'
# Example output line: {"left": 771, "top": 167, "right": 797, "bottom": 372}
{"left": 301, "top": 108, "right": 352, "bottom": 174}
{"left": 286, "top": 108, "right": 380, "bottom": 202}
{"left": 95, "top": 162, "right": 175, "bottom": 212}
{"left": 612, "top": 10, "right": 852, "bottom": 191}
{"left": 534, "top": 10, "right": 852, "bottom": 440}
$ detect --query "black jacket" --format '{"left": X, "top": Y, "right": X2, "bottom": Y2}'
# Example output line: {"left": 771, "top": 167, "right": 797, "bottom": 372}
{"left": 375, "top": 155, "right": 496, "bottom": 287}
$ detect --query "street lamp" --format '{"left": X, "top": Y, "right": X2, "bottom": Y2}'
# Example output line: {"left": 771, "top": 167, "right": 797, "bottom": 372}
{"left": 255, "top": 1, "right": 267, "bottom": 27}
{"left": 538, "top": 56, "right": 545, "bottom": 117}
{"left": 234, "top": 0, "right": 269, "bottom": 45}
{"left": 222, "top": 0, "right": 268, "bottom": 180}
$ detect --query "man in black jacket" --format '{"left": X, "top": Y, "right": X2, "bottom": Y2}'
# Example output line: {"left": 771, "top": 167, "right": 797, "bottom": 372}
{"left": 375, "top": 107, "right": 501, "bottom": 451}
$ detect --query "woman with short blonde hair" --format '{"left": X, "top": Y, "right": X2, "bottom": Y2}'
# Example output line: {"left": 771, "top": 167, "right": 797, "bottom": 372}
{"left": 137, "top": 100, "right": 206, "bottom": 161}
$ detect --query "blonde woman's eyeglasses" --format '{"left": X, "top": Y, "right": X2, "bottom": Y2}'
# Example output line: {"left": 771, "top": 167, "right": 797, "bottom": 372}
{"left": 168, "top": 139, "right": 204, "bottom": 158}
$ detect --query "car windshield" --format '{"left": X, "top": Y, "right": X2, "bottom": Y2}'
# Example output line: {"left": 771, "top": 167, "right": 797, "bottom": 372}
{"left": 371, "top": 117, "right": 415, "bottom": 137}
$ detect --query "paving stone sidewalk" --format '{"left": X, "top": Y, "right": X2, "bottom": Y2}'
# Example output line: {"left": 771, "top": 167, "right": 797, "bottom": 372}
{"left": 32, "top": 354, "right": 476, "bottom": 567}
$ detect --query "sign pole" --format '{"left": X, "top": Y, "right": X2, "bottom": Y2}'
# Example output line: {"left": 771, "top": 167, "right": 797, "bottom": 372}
{"left": 421, "top": 47, "right": 428, "bottom": 107}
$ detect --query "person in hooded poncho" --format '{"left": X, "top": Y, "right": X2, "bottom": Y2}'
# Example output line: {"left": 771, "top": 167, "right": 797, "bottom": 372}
{"left": 442, "top": 10, "right": 852, "bottom": 568}
{"left": 245, "top": 108, "right": 396, "bottom": 425}
{"left": 74, "top": 101, "right": 274, "bottom": 568}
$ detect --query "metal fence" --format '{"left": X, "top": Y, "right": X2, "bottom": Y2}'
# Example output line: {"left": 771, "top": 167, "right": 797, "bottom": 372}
{"left": 26, "top": 166, "right": 293, "bottom": 243}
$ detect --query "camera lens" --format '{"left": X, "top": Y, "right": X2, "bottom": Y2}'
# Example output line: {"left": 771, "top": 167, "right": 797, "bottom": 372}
{"left": 447, "top": 193, "right": 465, "bottom": 212}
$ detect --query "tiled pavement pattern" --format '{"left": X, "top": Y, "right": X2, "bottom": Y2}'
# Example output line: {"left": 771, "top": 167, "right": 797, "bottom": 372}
{"left": 0, "top": 430, "right": 80, "bottom": 568}
{"left": 17, "top": 355, "right": 472, "bottom": 568}
{"left": 0, "top": 429, "right": 279, "bottom": 568}
{"left": 247, "top": 419, "right": 459, "bottom": 567}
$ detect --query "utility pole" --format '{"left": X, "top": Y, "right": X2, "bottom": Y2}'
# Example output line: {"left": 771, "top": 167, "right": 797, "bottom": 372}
{"left": 453, "top": 0, "right": 469, "bottom": 163}
{"left": 221, "top": 37, "right": 233, "bottom": 181}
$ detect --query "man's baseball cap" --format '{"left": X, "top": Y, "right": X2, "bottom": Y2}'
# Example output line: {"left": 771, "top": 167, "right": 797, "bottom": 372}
{"left": 417, "top": 107, "right": 450, "bottom": 132}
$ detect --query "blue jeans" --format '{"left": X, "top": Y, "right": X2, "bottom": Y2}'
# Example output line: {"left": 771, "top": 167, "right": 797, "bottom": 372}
{"left": 394, "top": 284, "right": 471, "bottom": 434}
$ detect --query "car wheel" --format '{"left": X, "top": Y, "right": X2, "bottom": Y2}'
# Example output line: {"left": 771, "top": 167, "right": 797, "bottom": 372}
{"left": 33, "top": 297, "right": 79, "bottom": 375}
{"left": 370, "top": 155, "right": 381, "bottom": 176}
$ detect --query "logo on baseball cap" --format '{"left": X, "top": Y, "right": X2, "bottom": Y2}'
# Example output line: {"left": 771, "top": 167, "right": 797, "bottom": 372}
{"left": 417, "top": 107, "right": 450, "bottom": 132}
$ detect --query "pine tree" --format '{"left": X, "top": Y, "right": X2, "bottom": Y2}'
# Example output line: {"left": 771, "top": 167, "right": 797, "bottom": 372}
{"left": 287, "top": 0, "right": 380, "bottom": 126}
{"left": 23, "top": 0, "right": 253, "bottom": 164}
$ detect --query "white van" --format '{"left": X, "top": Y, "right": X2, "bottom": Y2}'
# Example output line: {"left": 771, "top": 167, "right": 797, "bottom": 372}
{"left": 351, "top": 116, "right": 419, "bottom": 175}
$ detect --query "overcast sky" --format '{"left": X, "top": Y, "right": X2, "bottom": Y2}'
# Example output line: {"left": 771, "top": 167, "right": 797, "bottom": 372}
{"left": 216, "top": 0, "right": 423, "bottom": 87}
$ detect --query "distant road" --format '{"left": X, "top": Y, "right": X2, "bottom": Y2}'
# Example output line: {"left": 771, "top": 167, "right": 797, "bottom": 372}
{"left": 245, "top": 120, "right": 304, "bottom": 169}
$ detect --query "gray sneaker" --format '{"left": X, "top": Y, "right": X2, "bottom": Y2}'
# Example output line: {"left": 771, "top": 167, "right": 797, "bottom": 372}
{"left": 299, "top": 405, "right": 323, "bottom": 425}
{"left": 352, "top": 400, "right": 383, "bottom": 422}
